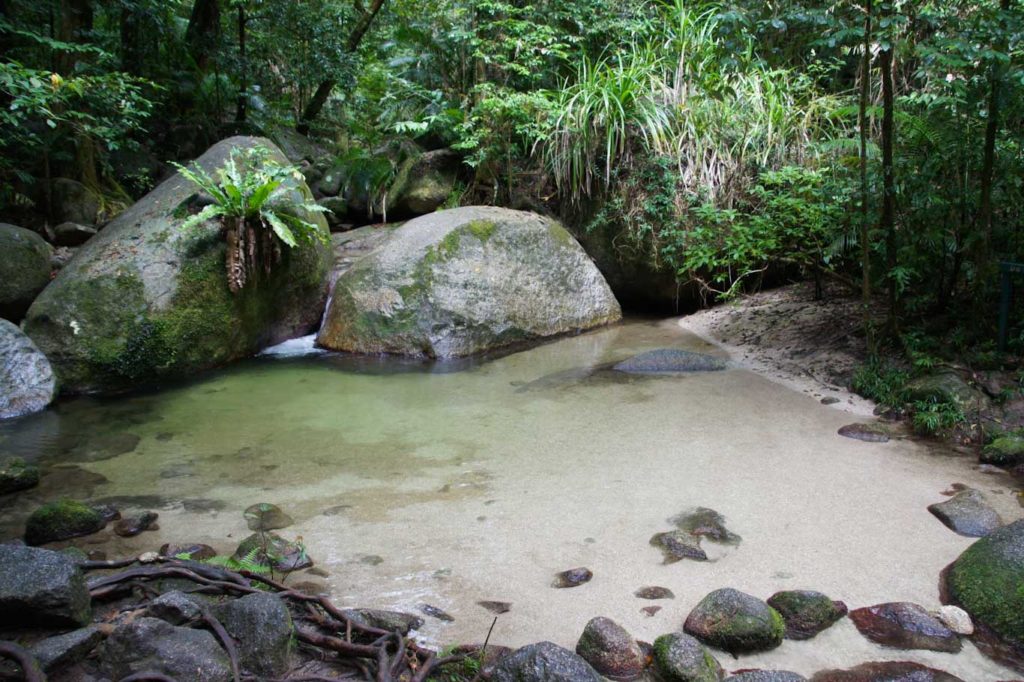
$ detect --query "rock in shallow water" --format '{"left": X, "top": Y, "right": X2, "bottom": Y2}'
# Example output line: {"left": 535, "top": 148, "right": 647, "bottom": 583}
{"left": 0, "top": 319, "right": 56, "bottom": 420}
{"left": 672, "top": 507, "right": 741, "bottom": 545}
{"left": 613, "top": 349, "right": 726, "bottom": 374}
{"left": 233, "top": 532, "right": 312, "bottom": 572}
{"left": 635, "top": 585, "right": 675, "bottom": 600}
{"left": 684, "top": 588, "right": 785, "bottom": 653}
{"left": 113, "top": 511, "right": 159, "bottom": 537}
{"left": 0, "top": 544, "right": 91, "bottom": 627}
{"left": 809, "top": 661, "right": 964, "bottom": 682}
{"left": 650, "top": 530, "right": 708, "bottom": 563}
{"left": 24, "top": 499, "right": 106, "bottom": 545}
{"left": 420, "top": 603, "right": 455, "bottom": 622}
{"left": 0, "top": 457, "right": 40, "bottom": 494}
{"left": 837, "top": 423, "right": 890, "bottom": 443}
{"left": 767, "top": 590, "right": 847, "bottom": 640}
{"left": 849, "top": 602, "right": 961, "bottom": 653}
{"left": 575, "top": 617, "right": 646, "bottom": 680}
{"left": 341, "top": 608, "right": 424, "bottom": 634}
{"left": 316, "top": 206, "right": 621, "bottom": 358}
{"left": 244, "top": 502, "right": 294, "bottom": 531}
{"left": 934, "top": 605, "right": 973, "bottom": 635}
{"left": 491, "top": 641, "right": 602, "bottom": 682}
{"left": 652, "top": 632, "right": 723, "bottom": 682}
{"left": 553, "top": 567, "right": 593, "bottom": 588}
{"left": 927, "top": 488, "right": 1002, "bottom": 537}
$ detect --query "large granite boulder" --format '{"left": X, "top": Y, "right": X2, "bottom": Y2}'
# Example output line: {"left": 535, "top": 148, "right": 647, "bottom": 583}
{"left": 0, "top": 223, "right": 52, "bottom": 321}
{"left": 0, "top": 544, "right": 91, "bottom": 627}
{"left": 945, "top": 518, "right": 1024, "bottom": 655}
{"left": 23, "top": 137, "right": 331, "bottom": 394}
{"left": 491, "top": 641, "right": 602, "bottom": 682}
{"left": 0, "top": 320, "right": 56, "bottom": 420}
{"left": 99, "top": 617, "right": 232, "bottom": 682}
{"left": 317, "top": 206, "right": 621, "bottom": 357}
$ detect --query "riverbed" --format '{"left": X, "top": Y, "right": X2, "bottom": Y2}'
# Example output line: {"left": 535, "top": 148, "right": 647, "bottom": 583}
{"left": 1, "top": 318, "right": 1021, "bottom": 679}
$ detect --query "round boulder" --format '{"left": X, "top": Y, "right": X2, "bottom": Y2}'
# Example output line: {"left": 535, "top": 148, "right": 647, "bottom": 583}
{"left": 24, "top": 499, "right": 106, "bottom": 545}
{"left": 575, "top": 617, "right": 645, "bottom": 680}
{"left": 766, "top": 590, "right": 847, "bottom": 640}
{"left": 491, "top": 641, "right": 602, "bottom": 682}
{"left": 316, "top": 206, "right": 621, "bottom": 358}
{"left": 683, "top": 588, "right": 785, "bottom": 653}
{"left": 0, "top": 224, "right": 52, "bottom": 321}
{"left": 927, "top": 489, "right": 1002, "bottom": 537}
{"left": 652, "top": 632, "right": 723, "bottom": 682}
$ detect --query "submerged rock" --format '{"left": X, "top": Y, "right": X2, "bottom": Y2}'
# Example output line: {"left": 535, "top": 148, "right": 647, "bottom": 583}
{"left": 316, "top": 206, "right": 621, "bottom": 358}
{"left": 420, "top": 603, "right": 455, "bottom": 622}
{"left": 981, "top": 435, "right": 1024, "bottom": 468}
{"left": 575, "top": 617, "right": 646, "bottom": 680}
{"left": 159, "top": 542, "right": 215, "bottom": 560}
{"left": 927, "top": 489, "right": 1002, "bottom": 537}
{"left": 100, "top": 616, "right": 231, "bottom": 682}
{"left": 945, "top": 518, "right": 1024, "bottom": 655}
{"left": 553, "top": 567, "right": 594, "bottom": 588}
{"left": 23, "top": 136, "right": 331, "bottom": 394}
{"left": 233, "top": 531, "right": 312, "bottom": 572}
{"left": 0, "top": 223, "right": 52, "bottom": 322}
{"left": 0, "top": 544, "right": 91, "bottom": 627}
{"left": 341, "top": 608, "right": 424, "bottom": 634}
{"left": 672, "top": 507, "right": 742, "bottom": 545}
{"left": 244, "top": 502, "right": 294, "bottom": 531}
{"left": 0, "top": 457, "right": 41, "bottom": 494}
{"left": 216, "top": 591, "right": 295, "bottom": 678}
{"left": 849, "top": 602, "right": 961, "bottom": 653}
{"left": 650, "top": 530, "right": 708, "bottom": 563}
{"left": 725, "top": 673, "right": 806, "bottom": 682}
{"left": 491, "top": 641, "right": 602, "bottom": 682}
{"left": 478, "top": 600, "right": 512, "bottom": 614}
{"left": 809, "top": 661, "right": 964, "bottom": 682}
{"left": 614, "top": 349, "right": 726, "bottom": 374}
{"left": 0, "top": 319, "right": 56, "bottom": 420}
{"left": 767, "top": 590, "right": 848, "bottom": 640}
{"left": 652, "top": 632, "right": 723, "bottom": 682}
{"left": 24, "top": 499, "right": 106, "bottom": 545}
{"left": 635, "top": 586, "right": 675, "bottom": 600}
{"left": 684, "top": 588, "right": 785, "bottom": 653}
{"left": 113, "top": 511, "right": 159, "bottom": 537}
{"left": 837, "top": 423, "right": 890, "bottom": 443}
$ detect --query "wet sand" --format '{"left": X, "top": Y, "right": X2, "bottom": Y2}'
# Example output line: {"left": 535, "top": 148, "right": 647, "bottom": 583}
{"left": 1, "top": 318, "right": 1021, "bottom": 679}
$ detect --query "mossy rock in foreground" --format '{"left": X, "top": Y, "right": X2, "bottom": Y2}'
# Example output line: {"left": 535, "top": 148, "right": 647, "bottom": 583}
{"left": 683, "top": 588, "right": 785, "bottom": 654}
{"left": 22, "top": 136, "right": 331, "bottom": 395}
{"left": 981, "top": 435, "right": 1024, "bottom": 468}
{"left": 25, "top": 499, "right": 106, "bottom": 545}
{"left": 946, "top": 518, "right": 1024, "bottom": 652}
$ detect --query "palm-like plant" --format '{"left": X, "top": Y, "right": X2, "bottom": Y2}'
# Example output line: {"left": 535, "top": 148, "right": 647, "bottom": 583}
{"left": 173, "top": 145, "right": 328, "bottom": 293}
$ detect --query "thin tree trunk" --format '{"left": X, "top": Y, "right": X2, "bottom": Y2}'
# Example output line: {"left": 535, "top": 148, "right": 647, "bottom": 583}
{"left": 120, "top": 5, "right": 142, "bottom": 74}
{"left": 235, "top": 4, "right": 247, "bottom": 123}
{"left": 859, "top": 0, "right": 874, "bottom": 353}
{"left": 56, "top": 0, "right": 92, "bottom": 74}
{"left": 297, "top": 0, "right": 387, "bottom": 133}
{"left": 879, "top": 26, "right": 897, "bottom": 335}
{"left": 186, "top": 0, "right": 221, "bottom": 72}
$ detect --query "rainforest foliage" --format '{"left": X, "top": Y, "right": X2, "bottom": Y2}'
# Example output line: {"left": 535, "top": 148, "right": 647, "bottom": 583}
{"left": 2, "top": 0, "right": 1023, "bottom": 353}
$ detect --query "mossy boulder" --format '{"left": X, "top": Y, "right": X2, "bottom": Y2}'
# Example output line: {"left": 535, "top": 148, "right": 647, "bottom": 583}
{"left": 0, "top": 223, "right": 53, "bottom": 321}
{"left": 945, "top": 518, "right": 1024, "bottom": 654}
{"left": 652, "top": 632, "right": 723, "bottom": 682}
{"left": 22, "top": 136, "right": 331, "bottom": 394}
{"left": 0, "top": 319, "right": 56, "bottom": 420}
{"left": 683, "top": 588, "right": 785, "bottom": 654}
{"left": 317, "top": 206, "right": 621, "bottom": 357}
{"left": 0, "top": 457, "right": 41, "bottom": 494}
{"left": 388, "top": 149, "right": 460, "bottom": 217}
{"left": 766, "top": 590, "right": 847, "bottom": 640}
{"left": 905, "top": 370, "right": 989, "bottom": 415}
{"left": 981, "top": 435, "right": 1024, "bottom": 467}
{"left": 24, "top": 499, "right": 106, "bottom": 545}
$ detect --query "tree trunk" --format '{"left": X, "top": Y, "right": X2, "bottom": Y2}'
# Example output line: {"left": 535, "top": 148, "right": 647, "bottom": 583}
{"left": 56, "top": 0, "right": 93, "bottom": 74}
{"left": 297, "top": 0, "right": 387, "bottom": 133}
{"left": 120, "top": 5, "right": 142, "bottom": 74}
{"left": 186, "top": 0, "right": 221, "bottom": 72}
{"left": 235, "top": 4, "right": 247, "bottom": 123}
{"left": 859, "top": 0, "right": 874, "bottom": 353}
{"left": 879, "top": 26, "right": 897, "bottom": 334}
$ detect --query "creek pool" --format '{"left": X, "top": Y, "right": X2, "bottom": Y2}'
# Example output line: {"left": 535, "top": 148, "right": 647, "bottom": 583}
{"left": 1, "top": 318, "right": 1021, "bottom": 679}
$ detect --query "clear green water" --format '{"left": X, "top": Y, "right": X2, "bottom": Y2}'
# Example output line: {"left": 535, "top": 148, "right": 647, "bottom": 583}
{"left": 1, "top": 319, "right": 1021, "bottom": 679}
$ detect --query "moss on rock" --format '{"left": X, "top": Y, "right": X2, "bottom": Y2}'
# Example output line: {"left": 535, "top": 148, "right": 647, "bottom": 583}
{"left": 982, "top": 435, "right": 1024, "bottom": 467}
{"left": 25, "top": 499, "right": 106, "bottom": 546}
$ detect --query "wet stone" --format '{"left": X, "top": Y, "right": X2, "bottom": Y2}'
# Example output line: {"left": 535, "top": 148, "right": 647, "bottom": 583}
{"left": 653, "top": 632, "right": 723, "bottom": 682}
{"left": 642, "top": 606, "right": 662, "bottom": 617}
{"left": 478, "top": 600, "right": 512, "bottom": 614}
{"left": 575, "top": 617, "right": 645, "bottom": 680}
{"left": 181, "top": 498, "right": 226, "bottom": 513}
{"left": 233, "top": 532, "right": 312, "bottom": 572}
{"left": 837, "top": 423, "right": 890, "bottom": 443}
{"left": 808, "top": 661, "right": 964, "bottom": 682}
{"left": 159, "top": 543, "right": 217, "bottom": 561}
{"left": 767, "top": 590, "right": 848, "bottom": 640}
{"left": 341, "top": 608, "right": 423, "bottom": 635}
{"left": 31, "top": 626, "right": 104, "bottom": 673}
{"left": 113, "top": 511, "right": 159, "bottom": 537}
{"left": 726, "top": 673, "right": 807, "bottom": 682}
{"left": 849, "top": 602, "right": 961, "bottom": 653}
{"left": 684, "top": 588, "right": 785, "bottom": 654}
{"left": 322, "top": 504, "right": 352, "bottom": 516}
{"left": 244, "top": 502, "right": 294, "bottom": 531}
{"left": 820, "top": 397, "right": 841, "bottom": 405}
{"left": 92, "top": 503, "right": 122, "bottom": 524}
{"left": 614, "top": 349, "right": 726, "bottom": 374}
{"left": 491, "top": 641, "right": 602, "bottom": 682}
{"left": 24, "top": 499, "right": 107, "bottom": 545}
{"left": 553, "top": 567, "right": 593, "bottom": 588}
{"left": 927, "top": 489, "right": 1002, "bottom": 537}
{"left": 671, "top": 507, "right": 741, "bottom": 545}
{"left": 420, "top": 603, "right": 455, "bottom": 622}
{"left": 0, "top": 457, "right": 40, "bottom": 495}
{"left": 650, "top": 530, "right": 708, "bottom": 563}
{"left": 146, "top": 590, "right": 202, "bottom": 625}
{"left": 635, "top": 586, "right": 675, "bottom": 600}
{"left": 934, "top": 605, "right": 972, "bottom": 635}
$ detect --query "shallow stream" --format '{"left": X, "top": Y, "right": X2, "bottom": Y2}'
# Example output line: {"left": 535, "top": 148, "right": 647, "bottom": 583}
{"left": 1, "top": 318, "right": 1021, "bottom": 679}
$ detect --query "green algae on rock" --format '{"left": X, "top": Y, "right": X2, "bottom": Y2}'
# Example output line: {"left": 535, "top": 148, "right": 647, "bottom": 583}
{"left": 21, "top": 136, "right": 331, "bottom": 395}
{"left": 683, "top": 588, "right": 785, "bottom": 654}
{"left": 25, "top": 499, "right": 106, "bottom": 545}
{"left": 316, "top": 206, "right": 621, "bottom": 358}
{"left": 981, "top": 435, "right": 1024, "bottom": 467}
{"left": 652, "top": 632, "right": 723, "bottom": 682}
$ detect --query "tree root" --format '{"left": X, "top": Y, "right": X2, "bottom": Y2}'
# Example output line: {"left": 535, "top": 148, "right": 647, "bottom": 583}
{"left": 0, "top": 642, "right": 44, "bottom": 682}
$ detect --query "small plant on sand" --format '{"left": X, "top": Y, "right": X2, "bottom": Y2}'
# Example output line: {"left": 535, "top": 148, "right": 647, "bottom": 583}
{"left": 173, "top": 145, "right": 327, "bottom": 293}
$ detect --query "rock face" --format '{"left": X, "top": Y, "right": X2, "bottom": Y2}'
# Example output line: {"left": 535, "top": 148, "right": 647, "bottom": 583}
{"left": 927, "top": 489, "right": 1002, "bottom": 537}
{"left": 809, "top": 661, "right": 964, "bottom": 682}
{"left": 849, "top": 602, "right": 961, "bottom": 653}
{"left": 683, "top": 588, "right": 785, "bottom": 653}
{"left": 216, "top": 592, "right": 294, "bottom": 677}
{"left": 575, "top": 617, "right": 646, "bottom": 680}
{"left": 652, "top": 632, "right": 723, "bottom": 682}
{"left": 317, "top": 207, "right": 621, "bottom": 358}
{"left": 22, "top": 136, "right": 331, "bottom": 394}
{"left": 0, "top": 320, "right": 56, "bottom": 420}
{"left": 945, "top": 518, "right": 1024, "bottom": 653}
{"left": 389, "top": 149, "right": 460, "bottom": 217}
{"left": 491, "top": 641, "right": 602, "bottom": 682}
{"left": 767, "top": 590, "right": 847, "bottom": 640}
{"left": 614, "top": 349, "right": 725, "bottom": 374}
{"left": 100, "top": 617, "right": 232, "bottom": 682}
{"left": 0, "top": 224, "right": 52, "bottom": 321}
{"left": 0, "top": 544, "right": 91, "bottom": 627}
{"left": 24, "top": 499, "right": 106, "bottom": 545}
